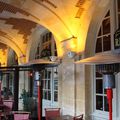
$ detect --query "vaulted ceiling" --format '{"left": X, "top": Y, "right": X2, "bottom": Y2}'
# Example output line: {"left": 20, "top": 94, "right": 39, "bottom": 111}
{"left": 0, "top": 0, "right": 109, "bottom": 64}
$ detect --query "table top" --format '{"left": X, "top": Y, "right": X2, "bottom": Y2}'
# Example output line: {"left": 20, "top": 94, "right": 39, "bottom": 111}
{"left": 12, "top": 111, "right": 31, "bottom": 114}
{"left": 49, "top": 115, "right": 73, "bottom": 120}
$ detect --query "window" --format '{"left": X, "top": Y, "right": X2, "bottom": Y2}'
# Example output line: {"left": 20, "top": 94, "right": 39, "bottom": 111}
{"left": 117, "top": 0, "right": 120, "bottom": 27}
{"left": 95, "top": 11, "right": 111, "bottom": 53}
{"left": 95, "top": 11, "right": 111, "bottom": 113}
{"left": 94, "top": 0, "right": 120, "bottom": 114}
{"left": 42, "top": 69, "right": 51, "bottom": 100}
{"left": 42, "top": 68, "right": 58, "bottom": 102}
{"left": 95, "top": 70, "right": 109, "bottom": 112}
{"left": 35, "top": 32, "right": 57, "bottom": 59}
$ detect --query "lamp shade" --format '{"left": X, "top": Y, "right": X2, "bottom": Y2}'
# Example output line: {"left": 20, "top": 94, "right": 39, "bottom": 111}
{"left": 103, "top": 74, "right": 115, "bottom": 89}
{"left": 35, "top": 71, "right": 40, "bottom": 80}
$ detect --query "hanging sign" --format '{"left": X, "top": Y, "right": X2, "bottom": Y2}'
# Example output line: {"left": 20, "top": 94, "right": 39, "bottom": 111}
{"left": 114, "top": 28, "right": 120, "bottom": 49}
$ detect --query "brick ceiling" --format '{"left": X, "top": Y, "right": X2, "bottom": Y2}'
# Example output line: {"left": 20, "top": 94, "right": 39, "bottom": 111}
{"left": 0, "top": 1, "right": 37, "bottom": 47}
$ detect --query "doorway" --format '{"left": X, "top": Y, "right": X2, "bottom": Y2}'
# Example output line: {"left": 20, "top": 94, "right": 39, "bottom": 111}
{"left": 42, "top": 67, "right": 59, "bottom": 116}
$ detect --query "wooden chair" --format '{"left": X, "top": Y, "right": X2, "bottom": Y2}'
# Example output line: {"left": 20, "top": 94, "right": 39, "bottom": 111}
{"left": 45, "top": 108, "right": 61, "bottom": 120}
{"left": 73, "top": 114, "right": 83, "bottom": 120}
{"left": 13, "top": 111, "right": 30, "bottom": 120}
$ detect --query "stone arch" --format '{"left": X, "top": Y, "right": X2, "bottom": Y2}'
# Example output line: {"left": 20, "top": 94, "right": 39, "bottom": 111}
{"left": 85, "top": 1, "right": 111, "bottom": 57}
{"left": 26, "top": 26, "right": 62, "bottom": 61}
{"left": 26, "top": 26, "right": 45, "bottom": 61}
{"left": 82, "top": 1, "right": 111, "bottom": 119}
{"left": 0, "top": 36, "right": 25, "bottom": 64}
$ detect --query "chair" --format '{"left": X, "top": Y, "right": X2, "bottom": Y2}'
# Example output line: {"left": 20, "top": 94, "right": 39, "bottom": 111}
{"left": 45, "top": 108, "right": 60, "bottom": 120}
{"left": 3, "top": 99, "right": 14, "bottom": 119}
{"left": 73, "top": 114, "right": 83, "bottom": 120}
{"left": 13, "top": 111, "right": 30, "bottom": 120}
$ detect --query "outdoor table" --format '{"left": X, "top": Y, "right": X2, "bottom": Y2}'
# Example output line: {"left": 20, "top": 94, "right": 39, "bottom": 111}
{"left": 12, "top": 111, "right": 31, "bottom": 120}
{"left": 12, "top": 111, "right": 31, "bottom": 114}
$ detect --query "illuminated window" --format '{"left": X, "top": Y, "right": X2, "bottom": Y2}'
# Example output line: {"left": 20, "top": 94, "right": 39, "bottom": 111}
{"left": 35, "top": 32, "right": 57, "bottom": 59}
{"left": 95, "top": 11, "right": 111, "bottom": 53}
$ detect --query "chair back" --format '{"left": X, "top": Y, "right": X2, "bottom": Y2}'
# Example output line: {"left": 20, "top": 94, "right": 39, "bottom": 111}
{"left": 45, "top": 108, "right": 60, "bottom": 120}
{"left": 73, "top": 114, "right": 83, "bottom": 120}
{"left": 14, "top": 113, "right": 30, "bottom": 120}
{"left": 3, "top": 100, "right": 14, "bottom": 113}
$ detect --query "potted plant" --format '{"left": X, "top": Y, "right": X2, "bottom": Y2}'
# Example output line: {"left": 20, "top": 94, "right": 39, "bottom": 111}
{"left": 20, "top": 89, "right": 38, "bottom": 119}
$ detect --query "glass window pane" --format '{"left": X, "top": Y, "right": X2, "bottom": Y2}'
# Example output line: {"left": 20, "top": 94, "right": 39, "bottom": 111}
{"left": 104, "top": 89, "right": 107, "bottom": 94}
{"left": 48, "top": 80, "right": 51, "bottom": 89}
{"left": 96, "top": 79, "right": 103, "bottom": 94}
{"left": 44, "top": 81, "right": 47, "bottom": 89}
{"left": 55, "top": 51, "right": 57, "bottom": 56}
{"left": 96, "top": 72, "right": 102, "bottom": 77}
{"left": 104, "top": 96, "right": 109, "bottom": 111}
{"left": 54, "top": 43, "right": 57, "bottom": 50}
{"left": 118, "top": 14, "right": 120, "bottom": 27}
{"left": 49, "top": 32, "right": 52, "bottom": 40}
{"left": 118, "top": 0, "right": 120, "bottom": 12}
{"left": 103, "top": 35, "right": 111, "bottom": 51}
{"left": 95, "top": 38, "right": 102, "bottom": 53}
{"left": 48, "top": 71, "right": 51, "bottom": 79}
{"left": 54, "top": 80, "right": 58, "bottom": 90}
{"left": 48, "top": 91, "right": 51, "bottom": 100}
{"left": 98, "top": 27, "right": 101, "bottom": 36}
{"left": 45, "top": 91, "right": 47, "bottom": 99}
{"left": 96, "top": 95, "right": 103, "bottom": 110}
{"left": 54, "top": 91, "right": 58, "bottom": 101}
{"left": 45, "top": 70, "right": 47, "bottom": 79}
{"left": 102, "top": 18, "right": 110, "bottom": 34}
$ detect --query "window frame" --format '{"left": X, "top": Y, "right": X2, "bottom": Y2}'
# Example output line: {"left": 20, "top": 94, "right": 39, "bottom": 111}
{"left": 42, "top": 67, "right": 59, "bottom": 103}
{"left": 35, "top": 31, "right": 57, "bottom": 59}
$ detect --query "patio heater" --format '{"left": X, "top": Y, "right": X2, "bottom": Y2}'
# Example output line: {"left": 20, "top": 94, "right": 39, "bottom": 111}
{"left": 103, "top": 73, "right": 115, "bottom": 120}
{"left": 35, "top": 71, "right": 41, "bottom": 120}
{"left": 96, "top": 64, "right": 118, "bottom": 120}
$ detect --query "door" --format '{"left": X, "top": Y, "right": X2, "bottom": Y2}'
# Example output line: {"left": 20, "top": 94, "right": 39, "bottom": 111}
{"left": 42, "top": 67, "right": 59, "bottom": 116}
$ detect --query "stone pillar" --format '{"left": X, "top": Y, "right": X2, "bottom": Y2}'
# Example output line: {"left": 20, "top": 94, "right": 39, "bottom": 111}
{"left": 61, "top": 59, "right": 75, "bottom": 116}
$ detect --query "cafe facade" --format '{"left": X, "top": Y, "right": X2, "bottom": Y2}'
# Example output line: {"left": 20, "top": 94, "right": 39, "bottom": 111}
{"left": 0, "top": 0, "right": 120, "bottom": 120}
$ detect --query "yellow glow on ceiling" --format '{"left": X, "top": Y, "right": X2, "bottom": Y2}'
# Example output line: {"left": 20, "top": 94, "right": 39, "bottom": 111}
{"left": 0, "top": 49, "right": 7, "bottom": 66}
{"left": 67, "top": 38, "right": 77, "bottom": 52}
{"left": 55, "top": 39, "right": 63, "bottom": 57}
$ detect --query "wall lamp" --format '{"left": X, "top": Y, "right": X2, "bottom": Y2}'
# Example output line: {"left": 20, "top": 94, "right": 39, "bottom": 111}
{"left": 67, "top": 51, "right": 76, "bottom": 58}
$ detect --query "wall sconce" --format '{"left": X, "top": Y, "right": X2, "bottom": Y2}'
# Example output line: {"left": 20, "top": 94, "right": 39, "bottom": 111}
{"left": 49, "top": 56, "right": 62, "bottom": 63}
{"left": 49, "top": 56, "right": 58, "bottom": 62}
{"left": 67, "top": 51, "right": 76, "bottom": 58}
